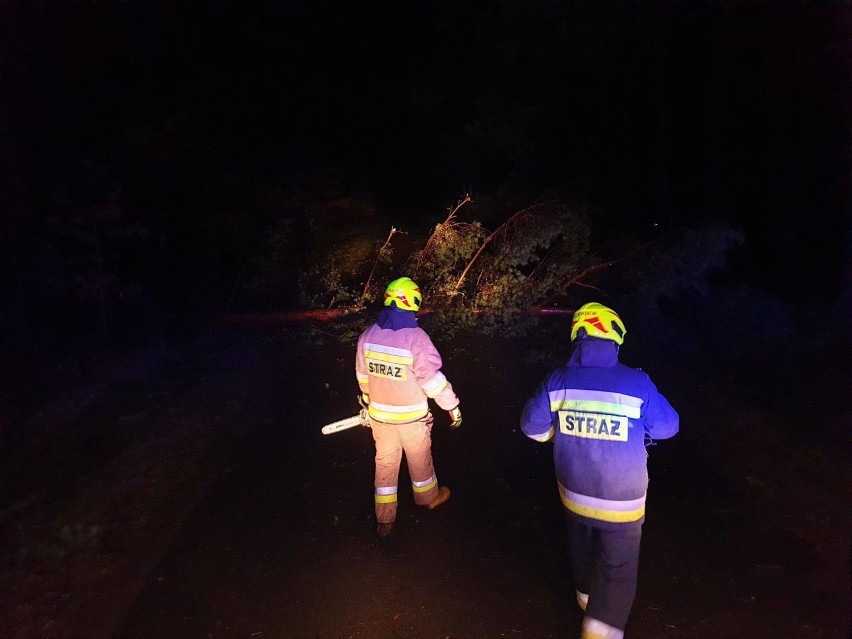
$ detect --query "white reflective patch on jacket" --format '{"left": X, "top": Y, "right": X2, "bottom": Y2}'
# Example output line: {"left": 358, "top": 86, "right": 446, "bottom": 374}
{"left": 558, "top": 411, "right": 628, "bottom": 441}
{"left": 366, "top": 359, "right": 407, "bottom": 381}
{"left": 364, "top": 343, "right": 413, "bottom": 381}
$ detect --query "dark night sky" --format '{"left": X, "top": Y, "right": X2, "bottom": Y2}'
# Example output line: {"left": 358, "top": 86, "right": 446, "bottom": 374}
{"left": 0, "top": 1, "right": 849, "bottom": 328}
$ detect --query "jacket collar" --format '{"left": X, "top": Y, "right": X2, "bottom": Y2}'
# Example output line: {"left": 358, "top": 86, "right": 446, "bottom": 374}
{"left": 377, "top": 306, "right": 419, "bottom": 330}
{"left": 568, "top": 337, "right": 619, "bottom": 367}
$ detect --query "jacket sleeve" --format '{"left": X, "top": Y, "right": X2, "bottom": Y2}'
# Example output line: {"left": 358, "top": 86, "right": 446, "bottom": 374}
{"left": 412, "top": 330, "right": 459, "bottom": 411}
{"left": 521, "top": 378, "right": 555, "bottom": 442}
{"left": 355, "top": 332, "right": 370, "bottom": 395}
{"left": 642, "top": 377, "right": 679, "bottom": 440}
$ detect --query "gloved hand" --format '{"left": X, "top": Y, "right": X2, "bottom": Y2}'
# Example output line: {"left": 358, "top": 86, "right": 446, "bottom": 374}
{"left": 359, "top": 393, "right": 370, "bottom": 409}
{"left": 448, "top": 406, "right": 462, "bottom": 429}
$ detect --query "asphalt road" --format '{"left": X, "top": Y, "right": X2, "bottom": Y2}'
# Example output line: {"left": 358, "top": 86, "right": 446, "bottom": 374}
{"left": 3, "top": 324, "right": 848, "bottom": 638}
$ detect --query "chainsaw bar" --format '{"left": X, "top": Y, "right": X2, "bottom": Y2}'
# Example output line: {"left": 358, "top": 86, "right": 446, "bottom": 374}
{"left": 321, "top": 409, "right": 369, "bottom": 435}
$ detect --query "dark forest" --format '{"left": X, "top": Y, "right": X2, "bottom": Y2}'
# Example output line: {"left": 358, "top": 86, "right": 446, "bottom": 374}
{"left": 1, "top": 3, "right": 848, "bottom": 337}
{"left": 0, "top": 3, "right": 849, "bottom": 638}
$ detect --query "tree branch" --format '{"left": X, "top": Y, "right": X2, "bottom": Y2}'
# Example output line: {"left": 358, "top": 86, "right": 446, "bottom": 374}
{"left": 453, "top": 199, "right": 556, "bottom": 294}
{"left": 534, "top": 225, "right": 689, "bottom": 308}
{"left": 359, "top": 226, "right": 397, "bottom": 307}
{"left": 414, "top": 194, "right": 471, "bottom": 275}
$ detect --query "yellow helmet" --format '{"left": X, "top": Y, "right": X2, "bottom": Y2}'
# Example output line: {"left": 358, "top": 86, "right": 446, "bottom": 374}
{"left": 384, "top": 277, "right": 422, "bottom": 312}
{"left": 570, "top": 302, "right": 626, "bottom": 345}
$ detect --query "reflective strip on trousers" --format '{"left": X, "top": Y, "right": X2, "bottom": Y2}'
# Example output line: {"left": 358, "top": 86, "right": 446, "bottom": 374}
{"left": 412, "top": 474, "right": 437, "bottom": 493}
{"left": 582, "top": 617, "right": 624, "bottom": 639}
{"left": 372, "top": 413, "right": 437, "bottom": 523}
{"left": 569, "top": 517, "right": 641, "bottom": 633}
{"left": 375, "top": 485, "right": 398, "bottom": 504}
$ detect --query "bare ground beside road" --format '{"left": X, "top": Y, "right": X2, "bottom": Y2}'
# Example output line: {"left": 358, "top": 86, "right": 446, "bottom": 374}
{"left": 1, "top": 324, "right": 848, "bottom": 638}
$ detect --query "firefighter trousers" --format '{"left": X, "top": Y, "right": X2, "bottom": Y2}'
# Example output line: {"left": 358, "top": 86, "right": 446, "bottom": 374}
{"left": 568, "top": 514, "right": 642, "bottom": 637}
{"left": 371, "top": 412, "right": 439, "bottom": 524}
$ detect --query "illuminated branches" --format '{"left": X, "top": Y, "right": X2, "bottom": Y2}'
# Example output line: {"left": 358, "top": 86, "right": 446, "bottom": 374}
{"left": 289, "top": 194, "right": 743, "bottom": 340}
{"left": 359, "top": 226, "right": 397, "bottom": 308}
{"left": 411, "top": 197, "right": 591, "bottom": 335}
{"left": 293, "top": 193, "right": 595, "bottom": 335}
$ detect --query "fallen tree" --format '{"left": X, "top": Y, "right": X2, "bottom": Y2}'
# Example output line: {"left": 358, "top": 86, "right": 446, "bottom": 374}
{"left": 235, "top": 195, "right": 744, "bottom": 341}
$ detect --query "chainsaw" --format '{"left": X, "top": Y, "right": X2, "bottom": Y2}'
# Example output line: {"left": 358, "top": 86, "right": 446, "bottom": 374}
{"left": 321, "top": 407, "right": 370, "bottom": 435}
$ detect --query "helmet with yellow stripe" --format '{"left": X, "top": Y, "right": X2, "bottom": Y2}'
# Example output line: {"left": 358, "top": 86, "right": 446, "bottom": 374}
{"left": 384, "top": 277, "right": 422, "bottom": 312}
{"left": 570, "top": 302, "right": 626, "bottom": 345}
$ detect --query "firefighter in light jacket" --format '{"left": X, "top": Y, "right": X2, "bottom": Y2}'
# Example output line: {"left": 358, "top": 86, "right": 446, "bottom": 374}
{"left": 356, "top": 277, "right": 461, "bottom": 540}
{"left": 521, "top": 303, "right": 679, "bottom": 639}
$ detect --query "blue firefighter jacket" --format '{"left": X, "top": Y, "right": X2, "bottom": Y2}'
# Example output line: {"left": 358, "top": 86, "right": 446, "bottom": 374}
{"left": 521, "top": 337, "right": 679, "bottom": 527}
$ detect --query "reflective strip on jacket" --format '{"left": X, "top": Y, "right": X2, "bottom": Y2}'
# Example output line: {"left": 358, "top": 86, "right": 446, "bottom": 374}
{"left": 520, "top": 338, "right": 678, "bottom": 526}
{"left": 356, "top": 323, "right": 459, "bottom": 424}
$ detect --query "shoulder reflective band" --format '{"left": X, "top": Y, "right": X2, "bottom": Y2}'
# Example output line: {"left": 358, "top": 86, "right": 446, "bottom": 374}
{"left": 548, "top": 389, "right": 643, "bottom": 418}
{"left": 363, "top": 343, "right": 414, "bottom": 365}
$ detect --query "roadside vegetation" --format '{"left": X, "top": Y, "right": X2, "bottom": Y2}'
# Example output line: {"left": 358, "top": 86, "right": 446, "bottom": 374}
{"left": 270, "top": 193, "right": 746, "bottom": 341}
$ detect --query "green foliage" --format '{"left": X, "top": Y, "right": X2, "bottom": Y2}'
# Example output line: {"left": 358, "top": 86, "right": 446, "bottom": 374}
{"left": 413, "top": 202, "right": 590, "bottom": 337}
{"left": 287, "top": 197, "right": 594, "bottom": 339}
{"left": 297, "top": 254, "right": 360, "bottom": 309}
{"left": 479, "top": 207, "right": 589, "bottom": 308}
{"left": 359, "top": 237, "right": 396, "bottom": 307}
{"left": 296, "top": 227, "right": 397, "bottom": 311}
{"left": 295, "top": 318, "right": 373, "bottom": 348}
{"left": 414, "top": 220, "right": 488, "bottom": 305}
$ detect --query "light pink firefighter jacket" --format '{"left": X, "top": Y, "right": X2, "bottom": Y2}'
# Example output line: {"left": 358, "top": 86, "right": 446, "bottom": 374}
{"left": 356, "top": 324, "right": 459, "bottom": 424}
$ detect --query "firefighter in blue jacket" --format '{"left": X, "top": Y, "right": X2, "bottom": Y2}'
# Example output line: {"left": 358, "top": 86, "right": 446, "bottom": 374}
{"left": 521, "top": 303, "right": 679, "bottom": 639}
